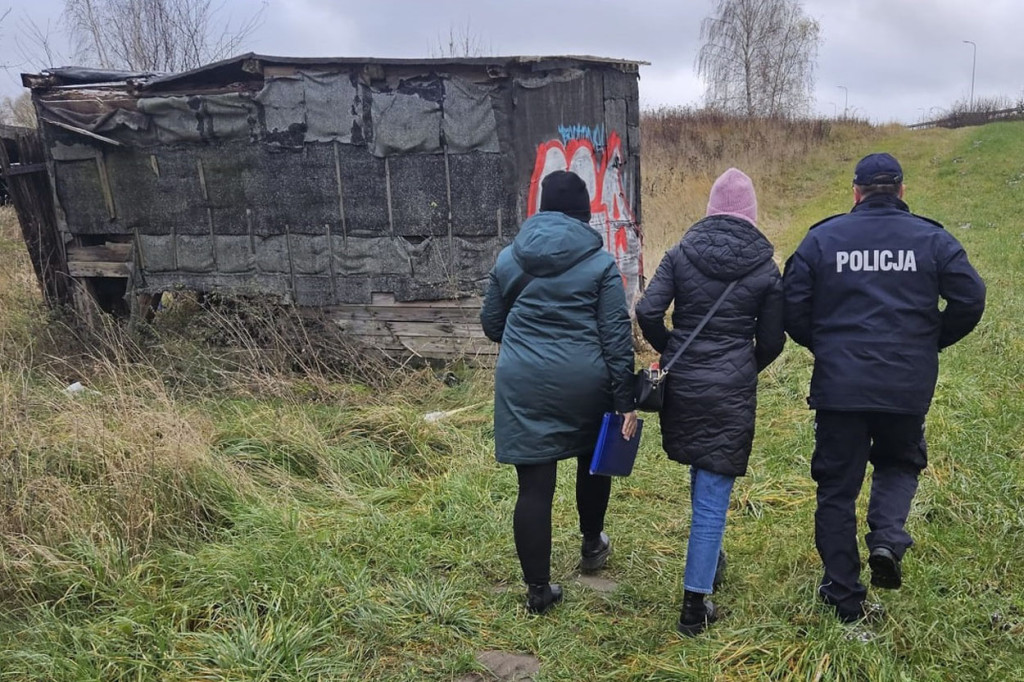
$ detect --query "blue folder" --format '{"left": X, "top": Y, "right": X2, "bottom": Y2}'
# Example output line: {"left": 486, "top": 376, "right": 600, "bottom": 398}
{"left": 589, "top": 412, "right": 644, "bottom": 477}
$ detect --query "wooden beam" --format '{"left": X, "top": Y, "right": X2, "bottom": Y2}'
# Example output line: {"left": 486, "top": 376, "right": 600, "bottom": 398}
{"left": 67, "top": 261, "right": 130, "bottom": 278}
{"left": 263, "top": 65, "right": 300, "bottom": 78}
{"left": 95, "top": 153, "right": 116, "bottom": 219}
{"left": 3, "top": 162, "right": 47, "bottom": 176}
{"left": 66, "top": 243, "right": 132, "bottom": 262}
{"left": 40, "top": 118, "right": 124, "bottom": 146}
{"left": 368, "top": 292, "right": 481, "bottom": 308}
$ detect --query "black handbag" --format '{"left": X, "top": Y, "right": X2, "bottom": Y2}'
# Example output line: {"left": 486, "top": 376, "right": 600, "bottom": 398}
{"left": 634, "top": 280, "right": 738, "bottom": 412}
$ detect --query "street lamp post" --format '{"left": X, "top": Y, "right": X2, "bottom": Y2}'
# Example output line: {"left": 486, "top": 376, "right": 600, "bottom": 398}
{"left": 837, "top": 85, "right": 848, "bottom": 118}
{"left": 963, "top": 40, "right": 976, "bottom": 109}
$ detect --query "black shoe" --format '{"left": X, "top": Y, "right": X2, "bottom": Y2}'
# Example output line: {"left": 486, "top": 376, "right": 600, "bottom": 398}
{"left": 868, "top": 546, "right": 902, "bottom": 590}
{"left": 713, "top": 549, "right": 727, "bottom": 589}
{"left": 580, "top": 532, "right": 611, "bottom": 573}
{"left": 677, "top": 590, "right": 718, "bottom": 636}
{"left": 526, "top": 583, "right": 563, "bottom": 615}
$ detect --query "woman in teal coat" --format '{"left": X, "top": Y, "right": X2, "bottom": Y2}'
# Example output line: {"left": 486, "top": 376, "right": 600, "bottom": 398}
{"left": 481, "top": 171, "right": 637, "bottom": 614}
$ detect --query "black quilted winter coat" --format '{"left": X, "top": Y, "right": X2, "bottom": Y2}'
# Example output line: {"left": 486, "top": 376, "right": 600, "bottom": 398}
{"left": 635, "top": 215, "right": 785, "bottom": 477}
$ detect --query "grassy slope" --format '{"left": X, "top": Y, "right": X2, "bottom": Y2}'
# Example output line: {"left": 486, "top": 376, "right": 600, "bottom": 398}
{"left": 0, "top": 121, "right": 1022, "bottom": 681}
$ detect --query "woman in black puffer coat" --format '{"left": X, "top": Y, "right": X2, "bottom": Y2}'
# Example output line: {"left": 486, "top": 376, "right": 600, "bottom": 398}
{"left": 635, "top": 168, "right": 785, "bottom": 636}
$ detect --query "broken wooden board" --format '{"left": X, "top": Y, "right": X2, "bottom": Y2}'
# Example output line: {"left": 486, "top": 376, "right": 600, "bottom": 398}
{"left": 66, "top": 242, "right": 132, "bottom": 278}
{"left": 327, "top": 296, "right": 497, "bottom": 361}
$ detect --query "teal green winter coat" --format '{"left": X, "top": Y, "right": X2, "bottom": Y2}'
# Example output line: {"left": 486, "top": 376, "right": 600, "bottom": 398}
{"left": 480, "top": 211, "right": 635, "bottom": 465}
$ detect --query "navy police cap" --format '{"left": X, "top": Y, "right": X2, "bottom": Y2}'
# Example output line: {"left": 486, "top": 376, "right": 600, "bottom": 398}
{"left": 854, "top": 152, "right": 903, "bottom": 185}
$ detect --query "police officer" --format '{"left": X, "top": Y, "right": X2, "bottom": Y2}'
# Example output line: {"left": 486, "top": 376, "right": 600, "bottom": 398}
{"left": 783, "top": 152, "right": 986, "bottom": 623}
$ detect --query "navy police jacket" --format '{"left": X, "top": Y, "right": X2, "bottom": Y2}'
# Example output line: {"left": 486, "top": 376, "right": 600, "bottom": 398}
{"left": 783, "top": 193, "right": 985, "bottom": 415}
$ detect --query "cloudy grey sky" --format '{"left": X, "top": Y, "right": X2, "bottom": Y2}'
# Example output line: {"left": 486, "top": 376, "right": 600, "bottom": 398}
{"left": 2, "top": 0, "right": 1021, "bottom": 123}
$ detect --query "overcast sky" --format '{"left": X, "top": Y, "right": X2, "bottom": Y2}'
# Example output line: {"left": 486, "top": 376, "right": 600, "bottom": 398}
{"left": 1, "top": 0, "right": 1021, "bottom": 123}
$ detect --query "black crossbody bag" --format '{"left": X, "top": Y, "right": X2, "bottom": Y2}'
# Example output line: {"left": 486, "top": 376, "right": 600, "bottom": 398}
{"left": 634, "top": 280, "right": 738, "bottom": 412}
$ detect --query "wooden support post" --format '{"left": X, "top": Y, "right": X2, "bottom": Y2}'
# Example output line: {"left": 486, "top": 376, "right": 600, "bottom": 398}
{"left": 0, "top": 126, "right": 72, "bottom": 306}
{"left": 95, "top": 152, "right": 116, "bottom": 219}
{"left": 333, "top": 140, "right": 347, "bottom": 244}
{"left": 384, "top": 157, "right": 394, "bottom": 236}
{"left": 443, "top": 146, "right": 456, "bottom": 280}
{"left": 196, "top": 159, "right": 218, "bottom": 269}
{"left": 284, "top": 222, "right": 297, "bottom": 302}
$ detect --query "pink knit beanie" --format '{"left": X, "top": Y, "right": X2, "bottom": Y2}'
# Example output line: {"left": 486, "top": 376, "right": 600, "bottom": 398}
{"left": 706, "top": 168, "right": 758, "bottom": 226}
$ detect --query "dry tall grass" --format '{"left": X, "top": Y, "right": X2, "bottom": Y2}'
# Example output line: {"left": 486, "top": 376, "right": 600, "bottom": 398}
{"left": 0, "top": 203, "right": 481, "bottom": 604}
{"left": 0, "top": 208, "right": 254, "bottom": 601}
{"left": 639, "top": 109, "right": 885, "bottom": 259}
{"left": 0, "top": 208, "right": 409, "bottom": 603}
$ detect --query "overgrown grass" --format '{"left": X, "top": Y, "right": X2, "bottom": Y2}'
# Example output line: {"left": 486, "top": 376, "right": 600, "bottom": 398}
{"left": 0, "top": 119, "right": 1022, "bottom": 680}
{"left": 640, "top": 110, "right": 887, "bottom": 255}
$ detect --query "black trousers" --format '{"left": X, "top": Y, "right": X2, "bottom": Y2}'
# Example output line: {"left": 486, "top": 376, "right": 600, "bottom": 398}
{"left": 812, "top": 410, "right": 928, "bottom": 612}
{"left": 513, "top": 454, "right": 611, "bottom": 585}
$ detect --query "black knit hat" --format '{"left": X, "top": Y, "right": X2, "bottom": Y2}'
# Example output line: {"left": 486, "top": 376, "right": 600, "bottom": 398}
{"left": 540, "top": 171, "right": 591, "bottom": 222}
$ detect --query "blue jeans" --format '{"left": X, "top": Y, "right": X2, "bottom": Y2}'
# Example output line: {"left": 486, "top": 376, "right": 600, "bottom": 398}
{"left": 684, "top": 467, "right": 736, "bottom": 594}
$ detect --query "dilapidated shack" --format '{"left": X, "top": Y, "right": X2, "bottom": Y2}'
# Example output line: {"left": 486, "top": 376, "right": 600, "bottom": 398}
{"left": 8, "top": 53, "right": 644, "bottom": 359}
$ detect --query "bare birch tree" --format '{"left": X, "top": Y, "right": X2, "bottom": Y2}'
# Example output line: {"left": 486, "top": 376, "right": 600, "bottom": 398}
{"left": 697, "top": 0, "right": 820, "bottom": 118}
{"left": 62, "top": 0, "right": 265, "bottom": 72}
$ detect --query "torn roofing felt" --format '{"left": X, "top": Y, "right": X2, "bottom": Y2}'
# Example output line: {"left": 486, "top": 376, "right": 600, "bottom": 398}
{"left": 23, "top": 54, "right": 644, "bottom": 307}
{"left": 24, "top": 53, "right": 645, "bottom": 90}
{"left": 33, "top": 66, "right": 161, "bottom": 86}
{"left": 134, "top": 53, "right": 645, "bottom": 92}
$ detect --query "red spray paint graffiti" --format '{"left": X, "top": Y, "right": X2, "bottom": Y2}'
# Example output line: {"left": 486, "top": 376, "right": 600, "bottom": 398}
{"left": 527, "top": 131, "right": 643, "bottom": 304}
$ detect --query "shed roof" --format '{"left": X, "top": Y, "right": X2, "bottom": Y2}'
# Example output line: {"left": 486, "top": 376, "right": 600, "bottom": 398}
{"left": 23, "top": 52, "right": 647, "bottom": 92}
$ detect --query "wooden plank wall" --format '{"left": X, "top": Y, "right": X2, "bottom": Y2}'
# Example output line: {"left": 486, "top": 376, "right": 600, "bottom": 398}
{"left": 327, "top": 293, "right": 497, "bottom": 362}
{"left": 0, "top": 128, "right": 72, "bottom": 307}
{"left": 66, "top": 243, "right": 132, "bottom": 277}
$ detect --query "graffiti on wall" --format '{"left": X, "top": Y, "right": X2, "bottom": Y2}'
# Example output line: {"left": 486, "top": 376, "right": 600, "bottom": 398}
{"left": 557, "top": 123, "right": 606, "bottom": 150}
{"left": 527, "top": 129, "right": 643, "bottom": 303}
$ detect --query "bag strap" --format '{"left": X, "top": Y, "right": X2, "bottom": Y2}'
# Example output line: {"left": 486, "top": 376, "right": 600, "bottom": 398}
{"left": 660, "top": 280, "right": 738, "bottom": 375}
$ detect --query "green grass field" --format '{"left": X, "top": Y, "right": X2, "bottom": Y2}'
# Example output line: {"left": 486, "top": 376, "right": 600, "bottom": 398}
{"left": 1, "top": 120, "right": 1022, "bottom": 680}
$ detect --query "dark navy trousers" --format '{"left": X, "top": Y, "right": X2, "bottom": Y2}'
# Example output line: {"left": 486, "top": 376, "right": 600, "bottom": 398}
{"left": 811, "top": 410, "right": 928, "bottom": 612}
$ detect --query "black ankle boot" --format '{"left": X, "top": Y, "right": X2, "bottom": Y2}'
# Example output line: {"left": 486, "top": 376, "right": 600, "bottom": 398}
{"left": 677, "top": 589, "right": 718, "bottom": 636}
{"left": 526, "top": 583, "right": 563, "bottom": 615}
{"left": 580, "top": 532, "right": 611, "bottom": 573}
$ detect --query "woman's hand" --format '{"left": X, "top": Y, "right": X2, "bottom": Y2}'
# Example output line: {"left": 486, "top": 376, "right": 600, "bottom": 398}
{"left": 620, "top": 411, "right": 638, "bottom": 440}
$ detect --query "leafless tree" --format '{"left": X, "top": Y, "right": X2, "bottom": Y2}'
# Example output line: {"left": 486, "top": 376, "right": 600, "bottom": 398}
{"left": 0, "top": 92, "right": 37, "bottom": 128}
{"left": 697, "top": 0, "right": 820, "bottom": 118}
{"left": 61, "top": 0, "right": 266, "bottom": 73}
{"left": 0, "top": 6, "right": 10, "bottom": 66}
{"left": 14, "top": 15, "right": 69, "bottom": 71}
{"left": 432, "top": 19, "right": 491, "bottom": 58}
